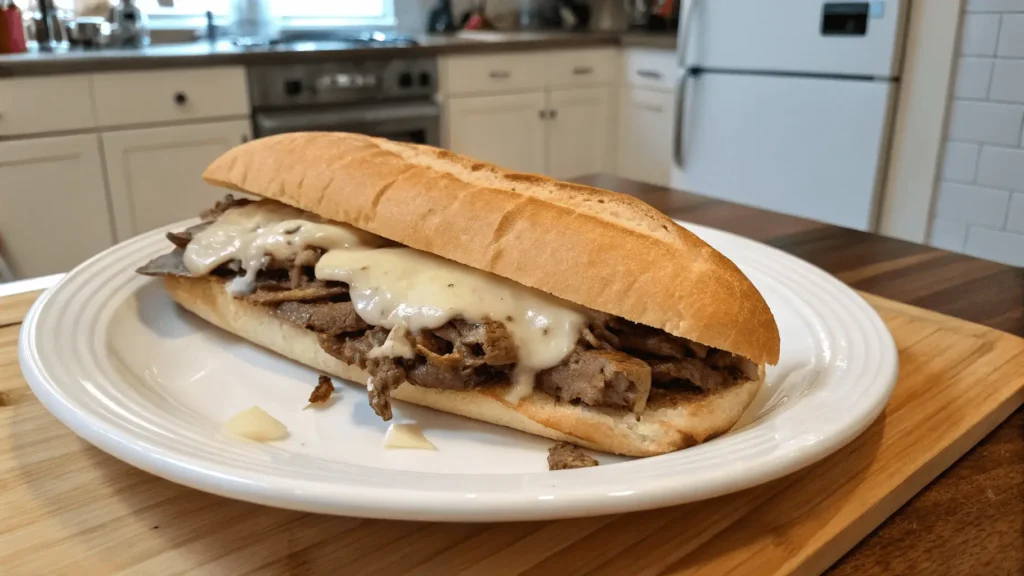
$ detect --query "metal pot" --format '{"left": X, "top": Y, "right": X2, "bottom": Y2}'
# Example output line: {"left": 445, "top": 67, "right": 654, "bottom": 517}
{"left": 65, "top": 17, "right": 110, "bottom": 48}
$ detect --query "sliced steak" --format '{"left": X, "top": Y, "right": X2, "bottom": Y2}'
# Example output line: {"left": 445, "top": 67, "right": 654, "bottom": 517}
{"left": 200, "top": 194, "right": 251, "bottom": 221}
{"left": 547, "top": 442, "right": 599, "bottom": 470}
{"left": 166, "top": 221, "right": 212, "bottom": 249}
{"left": 433, "top": 319, "right": 517, "bottom": 367}
{"left": 368, "top": 358, "right": 405, "bottom": 421}
{"left": 650, "top": 357, "right": 726, "bottom": 391}
{"left": 537, "top": 347, "right": 652, "bottom": 412}
{"left": 244, "top": 281, "right": 347, "bottom": 305}
{"left": 289, "top": 248, "right": 322, "bottom": 289}
{"left": 136, "top": 248, "right": 193, "bottom": 277}
{"left": 277, "top": 300, "right": 369, "bottom": 335}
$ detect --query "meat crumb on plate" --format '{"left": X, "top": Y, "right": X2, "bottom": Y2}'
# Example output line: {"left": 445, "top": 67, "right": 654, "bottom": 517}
{"left": 548, "top": 442, "right": 599, "bottom": 470}
{"left": 308, "top": 375, "right": 335, "bottom": 404}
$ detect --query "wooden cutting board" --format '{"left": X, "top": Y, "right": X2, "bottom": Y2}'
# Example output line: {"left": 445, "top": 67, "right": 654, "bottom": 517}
{"left": 1, "top": 290, "right": 1022, "bottom": 575}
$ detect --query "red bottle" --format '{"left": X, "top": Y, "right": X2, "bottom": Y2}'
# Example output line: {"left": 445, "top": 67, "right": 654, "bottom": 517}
{"left": 0, "top": 1, "right": 27, "bottom": 55}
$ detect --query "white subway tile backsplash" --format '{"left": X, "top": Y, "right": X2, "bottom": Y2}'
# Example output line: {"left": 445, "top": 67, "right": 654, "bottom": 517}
{"left": 990, "top": 59, "right": 1024, "bottom": 102}
{"left": 936, "top": 182, "right": 1011, "bottom": 226}
{"left": 997, "top": 14, "right": 1024, "bottom": 56}
{"left": 962, "top": 14, "right": 1001, "bottom": 55}
{"left": 929, "top": 219, "right": 969, "bottom": 252}
{"left": 964, "top": 226, "right": 1024, "bottom": 266}
{"left": 955, "top": 58, "right": 995, "bottom": 99}
{"left": 942, "top": 142, "right": 981, "bottom": 182}
{"left": 977, "top": 145, "right": 1024, "bottom": 191}
{"left": 947, "top": 100, "right": 1024, "bottom": 145}
{"left": 938, "top": 4, "right": 1024, "bottom": 265}
{"left": 1007, "top": 193, "right": 1024, "bottom": 232}
{"left": 967, "top": 0, "right": 1024, "bottom": 11}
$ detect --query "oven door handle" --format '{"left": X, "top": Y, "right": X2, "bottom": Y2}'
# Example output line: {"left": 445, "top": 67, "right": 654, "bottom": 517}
{"left": 253, "top": 101, "right": 441, "bottom": 135}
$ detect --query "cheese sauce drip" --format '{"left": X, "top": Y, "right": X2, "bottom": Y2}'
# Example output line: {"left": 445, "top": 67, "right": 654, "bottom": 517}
{"left": 182, "top": 201, "right": 385, "bottom": 294}
{"left": 184, "top": 201, "right": 587, "bottom": 403}
{"left": 316, "top": 248, "right": 587, "bottom": 402}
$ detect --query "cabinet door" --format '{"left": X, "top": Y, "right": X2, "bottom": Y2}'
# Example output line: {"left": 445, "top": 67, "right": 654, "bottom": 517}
{"left": 0, "top": 134, "right": 113, "bottom": 278}
{"left": 446, "top": 92, "right": 546, "bottom": 174}
{"left": 102, "top": 120, "right": 252, "bottom": 240}
{"left": 617, "top": 87, "right": 673, "bottom": 186}
{"left": 546, "top": 87, "right": 613, "bottom": 180}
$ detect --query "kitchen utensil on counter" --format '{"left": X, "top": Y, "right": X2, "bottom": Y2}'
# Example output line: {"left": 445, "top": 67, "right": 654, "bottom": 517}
{"left": 622, "top": 0, "right": 650, "bottom": 28}
{"left": 228, "top": 0, "right": 279, "bottom": 46}
{"left": 108, "top": 0, "right": 149, "bottom": 47}
{"left": 427, "top": 0, "right": 456, "bottom": 33}
{"left": 461, "top": 0, "right": 493, "bottom": 30}
{"left": 65, "top": 16, "right": 110, "bottom": 49}
{"left": 32, "top": 0, "right": 66, "bottom": 50}
{"left": 0, "top": 0, "right": 27, "bottom": 54}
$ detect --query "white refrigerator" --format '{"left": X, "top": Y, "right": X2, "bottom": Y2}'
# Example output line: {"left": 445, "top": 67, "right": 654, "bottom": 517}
{"left": 669, "top": 0, "right": 907, "bottom": 231}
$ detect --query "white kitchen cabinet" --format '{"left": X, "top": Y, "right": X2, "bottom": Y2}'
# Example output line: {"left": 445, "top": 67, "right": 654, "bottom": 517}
{"left": 447, "top": 92, "right": 547, "bottom": 174}
{"left": 0, "top": 134, "right": 113, "bottom": 278}
{"left": 547, "top": 87, "right": 613, "bottom": 180}
{"left": 617, "top": 87, "right": 674, "bottom": 186}
{"left": 101, "top": 120, "right": 252, "bottom": 240}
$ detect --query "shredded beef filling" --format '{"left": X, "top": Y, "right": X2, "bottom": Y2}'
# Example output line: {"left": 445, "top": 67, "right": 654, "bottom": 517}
{"left": 138, "top": 198, "right": 758, "bottom": 421}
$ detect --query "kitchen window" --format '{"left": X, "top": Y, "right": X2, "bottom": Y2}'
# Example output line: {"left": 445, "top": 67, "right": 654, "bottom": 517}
{"left": 135, "top": 0, "right": 395, "bottom": 29}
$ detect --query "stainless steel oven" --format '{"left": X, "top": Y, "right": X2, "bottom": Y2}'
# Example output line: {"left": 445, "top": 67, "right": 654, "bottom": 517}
{"left": 248, "top": 55, "right": 440, "bottom": 146}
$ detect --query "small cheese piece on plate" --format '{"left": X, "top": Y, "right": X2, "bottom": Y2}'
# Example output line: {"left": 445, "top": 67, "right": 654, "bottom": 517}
{"left": 224, "top": 406, "right": 288, "bottom": 441}
{"left": 384, "top": 422, "right": 436, "bottom": 450}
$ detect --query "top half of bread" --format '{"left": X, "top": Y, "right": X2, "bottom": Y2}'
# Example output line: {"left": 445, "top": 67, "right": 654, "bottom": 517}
{"left": 202, "top": 132, "right": 780, "bottom": 365}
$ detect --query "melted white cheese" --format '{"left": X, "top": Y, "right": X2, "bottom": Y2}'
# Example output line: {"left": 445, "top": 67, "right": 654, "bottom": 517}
{"left": 316, "top": 247, "right": 586, "bottom": 402}
{"left": 224, "top": 406, "right": 288, "bottom": 442}
{"left": 183, "top": 201, "right": 385, "bottom": 294}
{"left": 185, "top": 201, "right": 586, "bottom": 403}
{"left": 383, "top": 422, "right": 436, "bottom": 450}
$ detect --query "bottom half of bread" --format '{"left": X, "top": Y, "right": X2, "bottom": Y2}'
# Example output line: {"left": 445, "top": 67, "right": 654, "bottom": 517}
{"left": 162, "top": 275, "right": 764, "bottom": 457}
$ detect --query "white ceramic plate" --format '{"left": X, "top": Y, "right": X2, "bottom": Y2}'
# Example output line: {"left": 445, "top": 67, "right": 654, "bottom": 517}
{"left": 19, "top": 220, "right": 897, "bottom": 522}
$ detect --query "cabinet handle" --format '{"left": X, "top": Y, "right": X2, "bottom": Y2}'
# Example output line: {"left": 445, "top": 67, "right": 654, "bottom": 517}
{"left": 489, "top": 70, "right": 511, "bottom": 79}
{"left": 572, "top": 66, "right": 594, "bottom": 76}
{"left": 636, "top": 69, "right": 663, "bottom": 80}
{"left": 550, "top": 109, "right": 558, "bottom": 119}
{"left": 174, "top": 91, "right": 188, "bottom": 105}
{"left": 637, "top": 104, "right": 664, "bottom": 112}
{"left": 538, "top": 109, "right": 548, "bottom": 119}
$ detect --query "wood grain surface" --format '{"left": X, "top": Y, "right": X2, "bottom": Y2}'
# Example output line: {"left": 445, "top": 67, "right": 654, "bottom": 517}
{"left": 2, "top": 175, "right": 1023, "bottom": 575}
{"left": 2, "top": 289, "right": 1021, "bottom": 575}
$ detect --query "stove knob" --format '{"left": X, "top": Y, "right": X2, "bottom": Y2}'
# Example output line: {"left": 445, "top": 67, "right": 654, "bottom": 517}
{"left": 335, "top": 74, "right": 353, "bottom": 88}
{"left": 284, "top": 79, "right": 302, "bottom": 96}
{"left": 398, "top": 72, "right": 413, "bottom": 88}
{"left": 418, "top": 72, "right": 432, "bottom": 88}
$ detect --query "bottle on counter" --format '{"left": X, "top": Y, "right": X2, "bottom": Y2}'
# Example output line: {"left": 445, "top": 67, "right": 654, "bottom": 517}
{"left": 0, "top": 0, "right": 28, "bottom": 54}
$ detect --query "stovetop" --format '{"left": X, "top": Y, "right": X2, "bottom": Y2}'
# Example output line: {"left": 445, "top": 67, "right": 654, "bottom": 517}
{"left": 240, "top": 30, "right": 419, "bottom": 49}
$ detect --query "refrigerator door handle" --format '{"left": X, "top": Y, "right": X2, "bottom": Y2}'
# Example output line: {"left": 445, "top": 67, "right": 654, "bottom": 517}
{"left": 676, "top": 0, "right": 698, "bottom": 68}
{"left": 673, "top": 69, "right": 692, "bottom": 168}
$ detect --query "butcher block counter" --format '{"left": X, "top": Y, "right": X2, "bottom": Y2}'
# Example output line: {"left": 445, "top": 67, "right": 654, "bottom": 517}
{"left": 1, "top": 175, "right": 1022, "bottom": 574}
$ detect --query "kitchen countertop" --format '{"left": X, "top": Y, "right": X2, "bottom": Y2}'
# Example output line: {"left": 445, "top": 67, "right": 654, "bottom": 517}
{"left": 0, "top": 30, "right": 675, "bottom": 77}
{"left": 0, "top": 175, "right": 1020, "bottom": 574}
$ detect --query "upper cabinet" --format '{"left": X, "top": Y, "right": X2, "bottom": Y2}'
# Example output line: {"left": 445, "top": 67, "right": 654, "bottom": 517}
{"left": 0, "top": 75, "right": 96, "bottom": 137}
{"left": 441, "top": 49, "right": 615, "bottom": 180}
{"left": 102, "top": 120, "right": 253, "bottom": 240}
{"left": 0, "top": 135, "right": 113, "bottom": 277}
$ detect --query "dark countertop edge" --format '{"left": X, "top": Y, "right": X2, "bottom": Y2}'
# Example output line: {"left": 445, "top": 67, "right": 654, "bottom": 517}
{"left": 0, "top": 32, "right": 676, "bottom": 78}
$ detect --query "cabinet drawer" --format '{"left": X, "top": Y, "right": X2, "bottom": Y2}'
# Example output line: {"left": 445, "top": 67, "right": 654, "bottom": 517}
{"left": 444, "top": 53, "right": 547, "bottom": 96}
{"left": 92, "top": 66, "right": 249, "bottom": 128}
{"left": 623, "top": 48, "right": 676, "bottom": 91}
{"left": 546, "top": 48, "right": 616, "bottom": 88}
{"left": 0, "top": 75, "right": 95, "bottom": 137}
